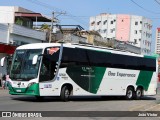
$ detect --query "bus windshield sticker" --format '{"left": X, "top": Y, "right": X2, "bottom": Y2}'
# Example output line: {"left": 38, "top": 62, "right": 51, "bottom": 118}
{"left": 48, "top": 47, "right": 59, "bottom": 55}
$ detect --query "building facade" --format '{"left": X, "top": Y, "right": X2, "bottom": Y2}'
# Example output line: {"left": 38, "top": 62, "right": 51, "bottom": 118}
{"left": 155, "top": 28, "right": 160, "bottom": 73}
{"left": 156, "top": 28, "right": 160, "bottom": 54}
{"left": 0, "top": 6, "right": 51, "bottom": 76}
{"left": 89, "top": 13, "right": 152, "bottom": 55}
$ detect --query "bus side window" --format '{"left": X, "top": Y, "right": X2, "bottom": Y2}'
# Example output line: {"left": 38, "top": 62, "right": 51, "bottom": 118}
{"left": 40, "top": 63, "right": 48, "bottom": 75}
{"left": 39, "top": 60, "right": 50, "bottom": 82}
{"left": 39, "top": 54, "right": 58, "bottom": 82}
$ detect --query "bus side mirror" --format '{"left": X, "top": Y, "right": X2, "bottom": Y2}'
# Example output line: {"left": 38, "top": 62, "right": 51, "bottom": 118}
{"left": 32, "top": 55, "right": 38, "bottom": 65}
{"left": 1, "top": 57, "right": 5, "bottom": 67}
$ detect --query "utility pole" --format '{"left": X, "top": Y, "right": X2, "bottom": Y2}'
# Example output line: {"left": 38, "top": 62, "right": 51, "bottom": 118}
{"left": 49, "top": 11, "right": 66, "bottom": 43}
{"left": 49, "top": 12, "right": 54, "bottom": 43}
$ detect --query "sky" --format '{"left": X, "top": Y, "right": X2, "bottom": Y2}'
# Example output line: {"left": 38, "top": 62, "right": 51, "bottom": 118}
{"left": 0, "top": 0, "right": 160, "bottom": 53}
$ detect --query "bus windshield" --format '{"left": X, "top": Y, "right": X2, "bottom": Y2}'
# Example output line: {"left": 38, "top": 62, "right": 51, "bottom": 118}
{"left": 10, "top": 49, "right": 42, "bottom": 81}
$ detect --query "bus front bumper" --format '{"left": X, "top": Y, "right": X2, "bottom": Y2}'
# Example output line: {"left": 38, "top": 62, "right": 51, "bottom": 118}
{"left": 8, "top": 83, "right": 40, "bottom": 96}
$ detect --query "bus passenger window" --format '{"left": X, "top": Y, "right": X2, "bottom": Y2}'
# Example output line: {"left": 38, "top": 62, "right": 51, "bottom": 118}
{"left": 39, "top": 56, "right": 58, "bottom": 82}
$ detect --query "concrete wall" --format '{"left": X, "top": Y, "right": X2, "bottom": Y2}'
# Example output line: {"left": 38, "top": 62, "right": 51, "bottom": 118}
{"left": 0, "top": 23, "right": 46, "bottom": 44}
{"left": 90, "top": 14, "right": 117, "bottom": 39}
{"left": 156, "top": 28, "right": 160, "bottom": 54}
{"left": 0, "top": 53, "right": 7, "bottom": 77}
{"left": 0, "top": 24, "right": 8, "bottom": 43}
{"left": 0, "top": 6, "right": 15, "bottom": 23}
{"left": 10, "top": 24, "right": 46, "bottom": 41}
{"left": 10, "top": 34, "right": 43, "bottom": 45}
{"left": 106, "top": 14, "right": 116, "bottom": 39}
{"left": 141, "top": 17, "right": 152, "bottom": 55}
{"left": 116, "top": 14, "right": 130, "bottom": 42}
{"left": 130, "top": 15, "right": 142, "bottom": 48}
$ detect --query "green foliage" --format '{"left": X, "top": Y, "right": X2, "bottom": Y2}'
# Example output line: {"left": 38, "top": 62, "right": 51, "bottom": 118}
{"left": 40, "top": 23, "right": 50, "bottom": 30}
{"left": 15, "top": 18, "right": 23, "bottom": 25}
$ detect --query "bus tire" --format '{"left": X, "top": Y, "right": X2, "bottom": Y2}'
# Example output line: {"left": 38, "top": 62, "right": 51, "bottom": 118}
{"left": 60, "top": 86, "right": 70, "bottom": 102}
{"left": 126, "top": 87, "right": 135, "bottom": 100}
{"left": 136, "top": 88, "right": 143, "bottom": 100}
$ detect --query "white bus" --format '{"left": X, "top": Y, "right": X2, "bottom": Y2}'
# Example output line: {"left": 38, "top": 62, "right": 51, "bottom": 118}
{"left": 1, "top": 43, "right": 158, "bottom": 101}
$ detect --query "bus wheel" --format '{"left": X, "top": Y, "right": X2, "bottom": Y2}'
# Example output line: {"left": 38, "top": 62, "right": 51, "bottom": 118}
{"left": 126, "top": 87, "right": 135, "bottom": 100}
{"left": 136, "top": 88, "right": 143, "bottom": 100}
{"left": 60, "top": 86, "right": 70, "bottom": 102}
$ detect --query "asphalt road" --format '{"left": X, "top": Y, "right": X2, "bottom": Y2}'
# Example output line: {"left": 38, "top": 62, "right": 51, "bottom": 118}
{"left": 0, "top": 83, "right": 160, "bottom": 120}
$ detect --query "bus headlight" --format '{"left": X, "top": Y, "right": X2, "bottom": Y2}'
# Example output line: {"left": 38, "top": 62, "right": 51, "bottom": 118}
{"left": 27, "top": 82, "right": 36, "bottom": 88}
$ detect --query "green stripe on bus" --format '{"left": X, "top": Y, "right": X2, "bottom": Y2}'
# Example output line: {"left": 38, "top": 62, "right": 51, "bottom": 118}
{"left": 144, "top": 55, "right": 157, "bottom": 60}
{"left": 66, "top": 66, "right": 106, "bottom": 94}
{"left": 8, "top": 83, "right": 40, "bottom": 96}
{"left": 136, "top": 71, "right": 153, "bottom": 91}
{"left": 89, "top": 67, "right": 106, "bottom": 94}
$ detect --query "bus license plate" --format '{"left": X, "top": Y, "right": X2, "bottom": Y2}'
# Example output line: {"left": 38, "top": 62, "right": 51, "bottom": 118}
{"left": 16, "top": 89, "right": 21, "bottom": 92}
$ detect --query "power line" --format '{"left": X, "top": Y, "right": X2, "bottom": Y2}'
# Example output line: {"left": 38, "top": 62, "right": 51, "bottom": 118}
{"left": 155, "top": 0, "right": 160, "bottom": 6}
{"left": 130, "top": 0, "right": 160, "bottom": 14}
{"left": 0, "top": 8, "right": 158, "bottom": 20}
{"left": 26, "top": 0, "right": 89, "bottom": 27}
{"left": 26, "top": 0, "right": 61, "bottom": 11}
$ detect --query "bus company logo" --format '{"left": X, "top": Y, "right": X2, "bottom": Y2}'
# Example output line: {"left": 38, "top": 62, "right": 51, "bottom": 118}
{"left": 48, "top": 47, "right": 59, "bottom": 55}
{"left": 2, "top": 112, "right": 11, "bottom": 117}
{"left": 1, "top": 112, "right": 42, "bottom": 118}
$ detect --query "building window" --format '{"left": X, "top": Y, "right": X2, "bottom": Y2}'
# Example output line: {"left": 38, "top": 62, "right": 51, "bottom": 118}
{"left": 139, "top": 30, "right": 142, "bottom": 33}
{"left": 103, "top": 20, "right": 107, "bottom": 25}
{"left": 110, "top": 21, "right": 113, "bottom": 24}
{"left": 140, "top": 21, "right": 142, "bottom": 24}
{"left": 143, "top": 32, "right": 145, "bottom": 36}
{"left": 110, "top": 28, "right": 115, "bottom": 33}
{"left": 134, "top": 39, "right": 137, "bottom": 44}
{"left": 91, "top": 21, "right": 95, "bottom": 26}
{"left": 134, "top": 30, "right": 137, "bottom": 34}
{"left": 98, "top": 29, "right": 101, "bottom": 32}
{"left": 139, "top": 39, "right": 141, "bottom": 41}
{"left": 149, "top": 25, "right": 152, "bottom": 30}
{"left": 135, "top": 21, "right": 138, "bottom": 25}
{"left": 122, "top": 19, "right": 124, "bottom": 22}
{"left": 97, "top": 21, "right": 101, "bottom": 25}
{"left": 103, "top": 29, "right": 107, "bottom": 33}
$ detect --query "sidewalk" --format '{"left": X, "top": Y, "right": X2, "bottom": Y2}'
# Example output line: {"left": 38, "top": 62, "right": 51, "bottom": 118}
{"left": 0, "top": 87, "right": 8, "bottom": 90}
{"left": 0, "top": 87, "right": 3, "bottom": 90}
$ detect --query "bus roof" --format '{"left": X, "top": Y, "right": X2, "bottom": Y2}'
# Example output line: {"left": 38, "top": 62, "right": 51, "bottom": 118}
{"left": 17, "top": 43, "right": 62, "bottom": 49}
{"left": 16, "top": 43, "right": 155, "bottom": 59}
